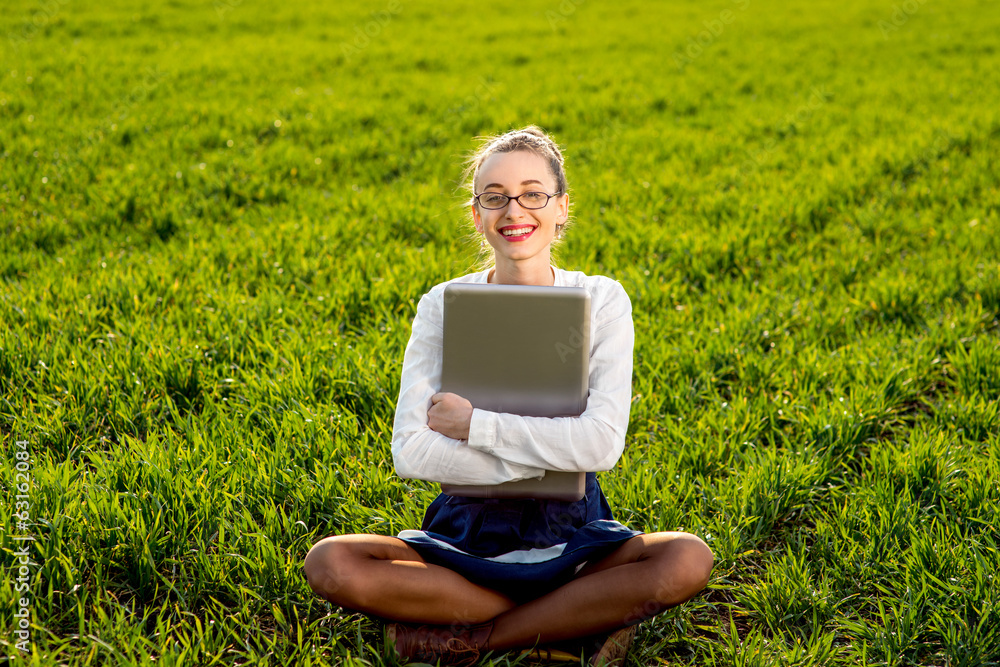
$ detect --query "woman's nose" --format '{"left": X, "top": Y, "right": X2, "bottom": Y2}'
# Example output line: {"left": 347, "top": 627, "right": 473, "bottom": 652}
{"left": 504, "top": 198, "right": 526, "bottom": 217}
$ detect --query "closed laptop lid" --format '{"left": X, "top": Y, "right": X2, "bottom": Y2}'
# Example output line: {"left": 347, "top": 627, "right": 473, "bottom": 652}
{"left": 441, "top": 283, "right": 590, "bottom": 417}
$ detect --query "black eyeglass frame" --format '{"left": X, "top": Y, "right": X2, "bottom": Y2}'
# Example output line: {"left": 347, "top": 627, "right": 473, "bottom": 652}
{"left": 473, "top": 191, "right": 562, "bottom": 210}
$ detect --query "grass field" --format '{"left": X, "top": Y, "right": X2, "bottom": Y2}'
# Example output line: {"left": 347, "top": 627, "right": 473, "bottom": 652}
{"left": 2, "top": 0, "right": 1000, "bottom": 664}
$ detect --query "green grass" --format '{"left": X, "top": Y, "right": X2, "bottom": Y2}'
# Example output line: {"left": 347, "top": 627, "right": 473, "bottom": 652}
{"left": 2, "top": 0, "right": 999, "bottom": 664}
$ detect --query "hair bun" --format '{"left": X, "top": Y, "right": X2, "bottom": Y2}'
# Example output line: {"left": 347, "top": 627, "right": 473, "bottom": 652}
{"left": 514, "top": 125, "right": 546, "bottom": 138}
{"left": 462, "top": 125, "right": 573, "bottom": 266}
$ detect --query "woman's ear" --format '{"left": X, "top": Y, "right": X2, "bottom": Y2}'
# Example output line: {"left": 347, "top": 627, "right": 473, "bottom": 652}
{"left": 556, "top": 193, "right": 569, "bottom": 222}
{"left": 471, "top": 203, "right": 483, "bottom": 233}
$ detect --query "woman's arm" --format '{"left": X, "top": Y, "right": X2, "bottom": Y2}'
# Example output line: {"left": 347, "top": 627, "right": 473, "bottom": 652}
{"left": 390, "top": 289, "right": 548, "bottom": 485}
{"left": 465, "top": 282, "right": 634, "bottom": 472}
{"left": 392, "top": 278, "right": 635, "bottom": 481}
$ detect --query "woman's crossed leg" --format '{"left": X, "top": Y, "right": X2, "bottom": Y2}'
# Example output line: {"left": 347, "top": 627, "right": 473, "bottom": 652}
{"left": 303, "top": 531, "right": 712, "bottom": 651}
{"left": 304, "top": 534, "right": 517, "bottom": 625}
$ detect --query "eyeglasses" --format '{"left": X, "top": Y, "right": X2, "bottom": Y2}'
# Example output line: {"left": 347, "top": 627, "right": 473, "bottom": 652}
{"left": 474, "top": 191, "right": 560, "bottom": 210}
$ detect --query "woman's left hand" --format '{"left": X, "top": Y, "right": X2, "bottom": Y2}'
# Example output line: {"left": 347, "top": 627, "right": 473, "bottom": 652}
{"left": 428, "top": 392, "right": 474, "bottom": 440}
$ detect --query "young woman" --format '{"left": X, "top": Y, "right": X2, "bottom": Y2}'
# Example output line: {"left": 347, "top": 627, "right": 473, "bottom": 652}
{"left": 304, "top": 127, "right": 713, "bottom": 665}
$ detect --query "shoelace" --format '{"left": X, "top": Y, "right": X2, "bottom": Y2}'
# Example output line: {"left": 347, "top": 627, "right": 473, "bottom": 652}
{"left": 410, "top": 631, "right": 481, "bottom": 666}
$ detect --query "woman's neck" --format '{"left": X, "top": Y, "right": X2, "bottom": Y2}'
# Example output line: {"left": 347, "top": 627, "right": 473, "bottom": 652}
{"left": 487, "top": 258, "right": 556, "bottom": 286}
{"left": 488, "top": 260, "right": 555, "bottom": 286}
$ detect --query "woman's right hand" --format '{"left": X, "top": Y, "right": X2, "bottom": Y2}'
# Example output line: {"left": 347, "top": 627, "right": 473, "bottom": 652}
{"left": 427, "top": 392, "right": 474, "bottom": 441}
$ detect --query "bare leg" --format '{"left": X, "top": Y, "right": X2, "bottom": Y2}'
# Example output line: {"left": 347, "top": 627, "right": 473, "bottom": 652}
{"left": 303, "top": 534, "right": 517, "bottom": 625}
{"left": 304, "top": 531, "right": 713, "bottom": 653}
{"left": 487, "top": 532, "right": 713, "bottom": 650}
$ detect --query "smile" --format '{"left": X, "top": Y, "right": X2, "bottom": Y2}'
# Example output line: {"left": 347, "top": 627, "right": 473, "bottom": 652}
{"left": 500, "top": 226, "right": 536, "bottom": 240}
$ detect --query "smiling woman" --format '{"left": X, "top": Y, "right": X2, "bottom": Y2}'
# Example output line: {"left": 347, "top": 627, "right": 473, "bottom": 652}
{"left": 467, "top": 127, "right": 571, "bottom": 285}
{"left": 471, "top": 153, "right": 567, "bottom": 285}
{"left": 303, "top": 126, "right": 714, "bottom": 666}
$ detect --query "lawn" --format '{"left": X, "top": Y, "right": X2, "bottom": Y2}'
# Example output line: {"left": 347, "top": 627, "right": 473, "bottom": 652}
{"left": 1, "top": 0, "right": 999, "bottom": 664}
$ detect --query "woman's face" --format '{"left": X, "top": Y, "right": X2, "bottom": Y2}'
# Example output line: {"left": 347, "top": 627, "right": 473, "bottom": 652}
{"left": 471, "top": 150, "right": 569, "bottom": 268}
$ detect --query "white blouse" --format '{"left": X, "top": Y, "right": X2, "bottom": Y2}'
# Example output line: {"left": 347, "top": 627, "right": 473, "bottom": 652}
{"left": 391, "top": 267, "right": 635, "bottom": 486}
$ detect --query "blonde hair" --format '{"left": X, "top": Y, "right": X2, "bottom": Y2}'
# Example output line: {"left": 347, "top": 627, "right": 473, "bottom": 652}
{"left": 462, "top": 126, "right": 571, "bottom": 267}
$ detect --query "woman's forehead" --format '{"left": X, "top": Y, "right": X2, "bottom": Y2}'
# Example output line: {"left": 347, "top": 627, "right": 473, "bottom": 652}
{"left": 476, "top": 151, "right": 555, "bottom": 190}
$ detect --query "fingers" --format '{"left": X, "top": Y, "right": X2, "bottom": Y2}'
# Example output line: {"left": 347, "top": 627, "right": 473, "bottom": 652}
{"left": 427, "top": 393, "right": 473, "bottom": 440}
{"left": 432, "top": 392, "right": 464, "bottom": 405}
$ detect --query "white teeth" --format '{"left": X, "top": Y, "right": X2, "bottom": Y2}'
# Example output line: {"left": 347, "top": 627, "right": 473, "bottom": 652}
{"left": 502, "top": 227, "right": 533, "bottom": 237}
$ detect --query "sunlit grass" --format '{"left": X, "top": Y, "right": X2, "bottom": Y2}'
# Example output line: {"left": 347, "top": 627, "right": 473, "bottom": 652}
{"left": 2, "top": 0, "right": 999, "bottom": 664}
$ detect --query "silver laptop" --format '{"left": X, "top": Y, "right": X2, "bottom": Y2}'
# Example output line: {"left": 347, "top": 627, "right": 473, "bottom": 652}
{"left": 438, "top": 283, "right": 590, "bottom": 501}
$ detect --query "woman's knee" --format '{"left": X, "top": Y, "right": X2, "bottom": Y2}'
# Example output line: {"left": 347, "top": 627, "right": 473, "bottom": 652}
{"left": 677, "top": 533, "right": 714, "bottom": 591}
{"left": 648, "top": 532, "right": 714, "bottom": 604}
{"left": 304, "top": 534, "right": 422, "bottom": 608}
{"left": 303, "top": 535, "right": 364, "bottom": 603}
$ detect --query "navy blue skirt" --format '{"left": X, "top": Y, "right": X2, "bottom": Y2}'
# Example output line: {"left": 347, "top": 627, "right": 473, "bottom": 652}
{"left": 398, "top": 473, "right": 641, "bottom": 603}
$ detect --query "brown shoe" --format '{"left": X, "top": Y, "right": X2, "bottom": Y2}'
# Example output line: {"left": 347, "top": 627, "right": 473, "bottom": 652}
{"left": 588, "top": 625, "right": 636, "bottom": 667}
{"left": 386, "top": 620, "right": 493, "bottom": 666}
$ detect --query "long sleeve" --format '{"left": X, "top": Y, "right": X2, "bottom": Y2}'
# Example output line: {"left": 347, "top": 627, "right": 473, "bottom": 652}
{"left": 390, "top": 269, "right": 634, "bottom": 484}
{"left": 465, "top": 279, "right": 633, "bottom": 472}
{"left": 390, "top": 283, "right": 548, "bottom": 485}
